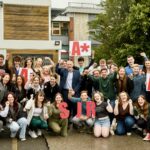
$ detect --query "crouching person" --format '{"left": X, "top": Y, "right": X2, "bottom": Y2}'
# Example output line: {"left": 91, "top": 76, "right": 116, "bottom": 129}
{"left": 134, "top": 95, "right": 150, "bottom": 140}
{"left": 93, "top": 92, "right": 113, "bottom": 138}
{"left": 114, "top": 92, "right": 135, "bottom": 136}
{"left": 47, "top": 93, "right": 69, "bottom": 137}
{"left": 25, "top": 91, "right": 48, "bottom": 138}
{"left": 68, "top": 90, "right": 94, "bottom": 133}
{"left": 4, "top": 92, "right": 28, "bottom": 141}
{"left": 0, "top": 101, "right": 9, "bottom": 132}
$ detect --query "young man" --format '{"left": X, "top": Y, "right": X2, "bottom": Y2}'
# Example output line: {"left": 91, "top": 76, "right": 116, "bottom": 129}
{"left": 68, "top": 90, "right": 94, "bottom": 133}
{"left": 130, "top": 64, "right": 146, "bottom": 102}
{"left": 0, "top": 54, "right": 10, "bottom": 78}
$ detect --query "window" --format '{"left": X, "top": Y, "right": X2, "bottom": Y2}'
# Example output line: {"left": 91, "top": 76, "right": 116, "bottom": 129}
{"left": 52, "top": 22, "right": 61, "bottom": 35}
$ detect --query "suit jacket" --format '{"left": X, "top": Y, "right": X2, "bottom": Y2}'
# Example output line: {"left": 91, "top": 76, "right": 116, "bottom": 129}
{"left": 56, "top": 64, "right": 81, "bottom": 94}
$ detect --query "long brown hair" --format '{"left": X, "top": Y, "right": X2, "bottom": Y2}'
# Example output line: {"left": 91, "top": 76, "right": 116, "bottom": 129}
{"left": 34, "top": 91, "right": 46, "bottom": 108}
{"left": 118, "top": 91, "right": 130, "bottom": 105}
{"left": 16, "top": 75, "right": 25, "bottom": 89}
{"left": 5, "top": 92, "right": 19, "bottom": 113}
{"left": 135, "top": 95, "right": 149, "bottom": 118}
{"left": 54, "top": 93, "right": 63, "bottom": 107}
{"left": 118, "top": 67, "right": 127, "bottom": 92}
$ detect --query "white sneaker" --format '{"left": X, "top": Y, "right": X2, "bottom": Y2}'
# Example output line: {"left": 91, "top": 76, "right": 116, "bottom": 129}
{"left": 110, "top": 128, "right": 115, "bottom": 135}
{"left": 127, "top": 132, "right": 132, "bottom": 136}
{"left": 37, "top": 129, "right": 42, "bottom": 136}
{"left": 10, "top": 132, "right": 16, "bottom": 138}
{"left": 20, "top": 138, "right": 26, "bottom": 141}
{"left": 28, "top": 130, "right": 38, "bottom": 138}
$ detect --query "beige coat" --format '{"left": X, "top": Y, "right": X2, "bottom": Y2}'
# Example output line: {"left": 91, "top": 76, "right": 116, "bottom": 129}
{"left": 25, "top": 99, "right": 48, "bottom": 125}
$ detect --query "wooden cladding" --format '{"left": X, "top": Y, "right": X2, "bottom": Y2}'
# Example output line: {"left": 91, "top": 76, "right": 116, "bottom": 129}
{"left": 4, "top": 4, "right": 49, "bottom": 40}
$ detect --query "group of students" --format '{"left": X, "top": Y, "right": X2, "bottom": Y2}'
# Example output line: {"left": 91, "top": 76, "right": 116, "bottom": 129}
{"left": 0, "top": 52, "right": 150, "bottom": 142}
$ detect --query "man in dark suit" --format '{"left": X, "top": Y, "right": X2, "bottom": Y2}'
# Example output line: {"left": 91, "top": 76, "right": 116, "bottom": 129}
{"left": 56, "top": 60, "right": 81, "bottom": 117}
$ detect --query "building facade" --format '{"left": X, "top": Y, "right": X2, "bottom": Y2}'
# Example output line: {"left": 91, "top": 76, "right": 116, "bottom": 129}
{"left": 0, "top": 0, "right": 61, "bottom": 63}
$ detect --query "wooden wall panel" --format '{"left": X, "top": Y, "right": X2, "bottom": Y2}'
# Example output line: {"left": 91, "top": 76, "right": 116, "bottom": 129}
{"left": 4, "top": 4, "right": 49, "bottom": 40}
{"left": 7, "top": 49, "right": 58, "bottom": 67}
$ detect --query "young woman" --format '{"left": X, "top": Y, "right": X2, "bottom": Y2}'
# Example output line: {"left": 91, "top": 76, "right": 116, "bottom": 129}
{"left": 11, "top": 75, "right": 26, "bottom": 104}
{"left": 0, "top": 101, "right": 9, "bottom": 132}
{"left": 25, "top": 91, "right": 48, "bottom": 138}
{"left": 0, "top": 73, "right": 11, "bottom": 102}
{"left": 23, "top": 57, "right": 34, "bottom": 82}
{"left": 144, "top": 60, "right": 150, "bottom": 103}
{"left": 26, "top": 76, "right": 43, "bottom": 99}
{"left": 40, "top": 66, "right": 52, "bottom": 83}
{"left": 4, "top": 92, "right": 28, "bottom": 141}
{"left": 93, "top": 92, "right": 113, "bottom": 138}
{"left": 34, "top": 58, "right": 43, "bottom": 76}
{"left": 115, "top": 67, "right": 133, "bottom": 94}
{"left": 114, "top": 91, "right": 135, "bottom": 135}
{"left": 134, "top": 95, "right": 150, "bottom": 140}
{"left": 40, "top": 57, "right": 55, "bottom": 83}
{"left": 47, "top": 93, "right": 68, "bottom": 137}
{"left": 44, "top": 75, "right": 60, "bottom": 103}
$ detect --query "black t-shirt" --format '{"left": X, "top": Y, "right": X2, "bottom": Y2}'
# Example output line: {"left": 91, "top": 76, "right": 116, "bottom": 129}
{"left": 95, "top": 101, "right": 109, "bottom": 118}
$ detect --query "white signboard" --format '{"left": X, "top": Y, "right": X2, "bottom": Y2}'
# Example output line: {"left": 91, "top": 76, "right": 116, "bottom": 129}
{"left": 69, "top": 41, "right": 91, "bottom": 56}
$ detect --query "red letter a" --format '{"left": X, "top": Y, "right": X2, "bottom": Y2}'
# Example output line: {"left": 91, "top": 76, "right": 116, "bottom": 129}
{"left": 72, "top": 41, "right": 80, "bottom": 56}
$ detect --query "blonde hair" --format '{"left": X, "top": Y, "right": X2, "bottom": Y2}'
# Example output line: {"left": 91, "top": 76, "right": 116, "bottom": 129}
{"left": 93, "top": 91, "right": 104, "bottom": 101}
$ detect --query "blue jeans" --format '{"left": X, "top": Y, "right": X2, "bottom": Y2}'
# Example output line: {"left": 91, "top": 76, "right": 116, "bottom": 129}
{"left": 8, "top": 117, "right": 28, "bottom": 139}
{"left": 115, "top": 116, "right": 135, "bottom": 135}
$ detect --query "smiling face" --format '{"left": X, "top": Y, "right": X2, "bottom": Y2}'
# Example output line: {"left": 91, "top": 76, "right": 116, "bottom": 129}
{"left": 101, "top": 69, "right": 108, "bottom": 78}
{"left": 133, "top": 65, "right": 140, "bottom": 75}
{"left": 33, "top": 77, "right": 40, "bottom": 86}
{"left": 119, "top": 92, "right": 128, "bottom": 102}
{"left": 43, "top": 66, "right": 50, "bottom": 75}
{"left": 3, "top": 74, "right": 10, "bottom": 84}
{"left": 36, "top": 58, "right": 43, "bottom": 66}
{"left": 119, "top": 68, "right": 125, "bottom": 77}
{"left": 94, "top": 93, "right": 102, "bottom": 103}
{"left": 67, "top": 60, "right": 73, "bottom": 71}
{"left": 50, "top": 76, "right": 56, "bottom": 86}
{"left": 127, "top": 56, "right": 134, "bottom": 66}
{"left": 26, "top": 59, "right": 32, "bottom": 68}
{"left": 38, "top": 94, "right": 44, "bottom": 102}
{"left": 138, "top": 96, "right": 145, "bottom": 107}
{"left": 55, "top": 94, "right": 63, "bottom": 104}
{"left": 93, "top": 70, "right": 100, "bottom": 77}
{"left": 80, "top": 92, "right": 88, "bottom": 101}
{"left": 145, "top": 61, "right": 150, "bottom": 70}
{"left": 17, "top": 76, "right": 23, "bottom": 85}
{"left": 7, "top": 93, "right": 14, "bottom": 105}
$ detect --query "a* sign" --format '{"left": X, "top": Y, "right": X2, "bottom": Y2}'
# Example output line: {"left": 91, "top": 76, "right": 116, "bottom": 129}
{"left": 69, "top": 41, "right": 91, "bottom": 56}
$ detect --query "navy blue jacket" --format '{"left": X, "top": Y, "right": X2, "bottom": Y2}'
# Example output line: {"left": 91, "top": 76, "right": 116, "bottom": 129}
{"left": 56, "top": 64, "right": 81, "bottom": 94}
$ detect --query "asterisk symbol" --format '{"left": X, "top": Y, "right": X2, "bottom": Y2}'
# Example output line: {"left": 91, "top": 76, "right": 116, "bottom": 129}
{"left": 80, "top": 43, "right": 89, "bottom": 52}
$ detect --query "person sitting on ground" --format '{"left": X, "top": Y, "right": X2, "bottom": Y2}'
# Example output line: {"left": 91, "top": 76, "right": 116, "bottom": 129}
{"left": 0, "top": 101, "right": 9, "bottom": 132}
{"left": 114, "top": 91, "right": 135, "bottom": 136}
{"left": 134, "top": 95, "right": 150, "bottom": 141}
{"left": 93, "top": 92, "right": 113, "bottom": 138}
{"left": 47, "top": 93, "right": 68, "bottom": 137}
{"left": 3, "top": 92, "right": 28, "bottom": 141}
{"left": 25, "top": 91, "right": 48, "bottom": 139}
{"left": 68, "top": 90, "right": 94, "bottom": 133}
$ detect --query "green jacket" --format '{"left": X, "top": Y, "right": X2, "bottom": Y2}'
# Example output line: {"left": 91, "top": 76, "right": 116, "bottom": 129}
{"left": 88, "top": 72, "right": 117, "bottom": 100}
{"left": 47, "top": 103, "right": 61, "bottom": 121}
{"left": 134, "top": 104, "right": 150, "bottom": 120}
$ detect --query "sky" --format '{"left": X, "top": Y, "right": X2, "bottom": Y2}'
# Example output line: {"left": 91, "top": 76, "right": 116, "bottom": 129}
{"left": 51, "top": 0, "right": 100, "bottom": 8}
